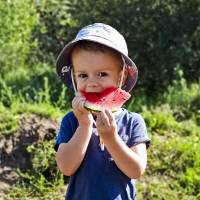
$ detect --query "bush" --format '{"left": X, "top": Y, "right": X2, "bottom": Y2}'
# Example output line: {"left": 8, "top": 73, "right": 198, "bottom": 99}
{"left": 32, "top": 0, "right": 76, "bottom": 65}
{"left": 0, "top": 0, "right": 38, "bottom": 76}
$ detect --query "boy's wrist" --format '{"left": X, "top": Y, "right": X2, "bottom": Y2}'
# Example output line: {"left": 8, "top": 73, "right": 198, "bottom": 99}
{"left": 79, "top": 122, "right": 93, "bottom": 129}
{"left": 102, "top": 130, "right": 119, "bottom": 144}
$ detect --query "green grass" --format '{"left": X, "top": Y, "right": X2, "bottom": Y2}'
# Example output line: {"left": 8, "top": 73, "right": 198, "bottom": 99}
{"left": 0, "top": 103, "right": 20, "bottom": 136}
{"left": 136, "top": 132, "right": 200, "bottom": 199}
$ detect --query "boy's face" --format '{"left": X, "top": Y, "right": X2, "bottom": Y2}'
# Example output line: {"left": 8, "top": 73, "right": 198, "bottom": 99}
{"left": 72, "top": 49, "right": 123, "bottom": 93}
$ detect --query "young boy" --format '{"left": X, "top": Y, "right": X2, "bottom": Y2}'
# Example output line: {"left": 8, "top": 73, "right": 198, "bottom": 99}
{"left": 55, "top": 23, "right": 150, "bottom": 200}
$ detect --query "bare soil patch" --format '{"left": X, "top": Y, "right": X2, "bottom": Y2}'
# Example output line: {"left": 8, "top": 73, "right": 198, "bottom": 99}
{"left": 0, "top": 114, "right": 58, "bottom": 195}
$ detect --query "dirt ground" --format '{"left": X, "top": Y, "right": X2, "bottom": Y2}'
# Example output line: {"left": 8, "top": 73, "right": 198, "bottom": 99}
{"left": 0, "top": 114, "right": 58, "bottom": 195}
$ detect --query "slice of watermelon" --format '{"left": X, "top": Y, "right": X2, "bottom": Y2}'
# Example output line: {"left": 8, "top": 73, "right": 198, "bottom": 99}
{"left": 80, "top": 87, "right": 131, "bottom": 112}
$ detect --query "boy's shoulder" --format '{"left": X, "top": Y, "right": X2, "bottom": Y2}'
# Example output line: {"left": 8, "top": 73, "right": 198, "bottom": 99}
{"left": 118, "top": 108, "right": 145, "bottom": 121}
{"left": 116, "top": 109, "right": 150, "bottom": 148}
{"left": 117, "top": 109, "right": 147, "bottom": 129}
{"left": 63, "top": 110, "right": 75, "bottom": 119}
{"left": 61, "top": 111, "right": 78, "bottom": 124}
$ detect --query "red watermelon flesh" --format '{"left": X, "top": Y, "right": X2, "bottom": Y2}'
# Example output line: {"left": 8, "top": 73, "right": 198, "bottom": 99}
{"left": 80, "top": 87, "right": 131, "bottom": 112}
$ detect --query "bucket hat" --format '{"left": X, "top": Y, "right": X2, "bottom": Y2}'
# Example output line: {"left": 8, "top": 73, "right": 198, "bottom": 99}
{"left": 56, "top": 23, "right": 138, "bottom": 92}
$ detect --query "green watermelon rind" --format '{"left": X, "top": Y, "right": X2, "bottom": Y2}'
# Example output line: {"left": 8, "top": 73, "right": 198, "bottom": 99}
{"left": 84, "top": 102, "right": 118, "bottom": 112}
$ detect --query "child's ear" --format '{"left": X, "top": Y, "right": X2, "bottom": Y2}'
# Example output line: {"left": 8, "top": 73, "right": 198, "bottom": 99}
{"left": 118, "top": 68, "right": 128, "bottom": 87}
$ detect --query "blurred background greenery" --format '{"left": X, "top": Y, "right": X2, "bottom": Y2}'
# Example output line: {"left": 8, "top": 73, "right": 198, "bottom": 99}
{"left": 0, "top": 0, "right": 199, "bottom": 199}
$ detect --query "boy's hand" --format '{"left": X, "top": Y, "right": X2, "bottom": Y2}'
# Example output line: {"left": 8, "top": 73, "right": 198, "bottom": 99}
{"left": 72, "top": 95, "right": 93, "bottom": 126}
{"left": 96, "top": 109, "right": 117, "bottom": 141}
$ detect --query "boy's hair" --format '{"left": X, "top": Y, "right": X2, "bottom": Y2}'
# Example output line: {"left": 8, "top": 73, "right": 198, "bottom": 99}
{"left": 71, "top": 40, "right": 123, "bottom": 67}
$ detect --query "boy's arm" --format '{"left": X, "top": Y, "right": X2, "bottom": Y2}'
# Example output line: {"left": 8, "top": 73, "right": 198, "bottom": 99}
{"left": 104, "top": 136, "right": 147, "bottom": 179}
{"left": 56, "top": 124, "right": 93, "bottom": 176}
{"left": 96, "top": 109, "right": 147, "bottom": 179}
{"left": 56, "top": 95, "right": 94, "bottom": 176}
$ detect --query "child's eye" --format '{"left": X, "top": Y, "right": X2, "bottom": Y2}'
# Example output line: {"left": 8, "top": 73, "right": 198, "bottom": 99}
{"left": 78, "top": 74, "right": 88, "bottom": 78}
{"left": 98, "top": 72, "right": 108, "bottom": 77}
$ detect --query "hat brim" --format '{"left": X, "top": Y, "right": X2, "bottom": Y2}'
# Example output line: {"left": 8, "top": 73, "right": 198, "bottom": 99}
{"left": 56, "top": 37, "right": 138, "bottom": 92}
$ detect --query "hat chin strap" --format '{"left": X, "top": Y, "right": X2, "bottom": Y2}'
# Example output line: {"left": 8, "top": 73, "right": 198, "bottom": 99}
{"left": 70, "top": 67, "right": 78, "bottom": 95}
{"left": 118, "top": 56, "right": 126, "bottom": 89}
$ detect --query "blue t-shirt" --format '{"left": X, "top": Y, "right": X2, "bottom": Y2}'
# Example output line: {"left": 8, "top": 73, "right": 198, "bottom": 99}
{"left": 55, "top": 108, "right": 150, "bottom": 200}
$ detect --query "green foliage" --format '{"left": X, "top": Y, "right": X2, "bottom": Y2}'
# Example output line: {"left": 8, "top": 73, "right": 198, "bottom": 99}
{"left": 5, "top": 140, "right": 65, "bottom": 199}
{"left": 22, "top": 140, "right": 64, "bottom": 194}
{"left": 145, "top": 134, "right": 200, "bottom": 198}
{"left": 160, "top": 70, "right": 200, "bottom": 109}
{"left": 0, "top": 0, "right": 38, "bottom": 75}
{"left": 27, "top": 141, "right": 56, "bottom": 173}
{"left": 0, "top": 103, "right": 20, "bottom": 136}
{"left": 0, "top": 77, "right": 16, "bottom": 107}
{"left": 142, "top": 105, "right": 178, "bottom": 135}
{"left": 138, "top": 105, "right": 200, "bottom": 199}
{"left": 137, "top": 179, "right": 198, "bottom": 200}
{"left": 0, "top": 76, "right": 69, "bottom": 120}
{"left": 142, "top": 105, "right": 200, "bottom": 137}
{"left": 159, "top": 71, "right": 200, "bottom": 124}
{"left": 5, "top": 178, "right": 65, "bottom": 200}
{"left": 32, "top": 0, "right": 76, "bottom": 65}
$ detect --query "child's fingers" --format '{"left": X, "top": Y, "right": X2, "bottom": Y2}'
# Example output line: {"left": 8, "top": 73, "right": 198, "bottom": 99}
{"left": 96, "top": 111, "right": 107, "bottom": 125}
{"left": 96, "top": 113, "right": 103, "bottom": 127}
{"left": 72, "top": 96, "right": 86, "bottom": 112}
{"left": 100, "top": 109, "right": 110, "bottom": 126}
{"left": 105, "top": 109, "right": 115, "bottom": 126}
{"left": 72, "top": 96, "right": 81, "bottom": 108}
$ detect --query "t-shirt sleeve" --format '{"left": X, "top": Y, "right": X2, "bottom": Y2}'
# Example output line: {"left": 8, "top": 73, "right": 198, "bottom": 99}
{"left": 127, "top": 113, "right": 151, "bottom": 149}
{"left": 54, "top": 112, "right": 78, "bottom": 151}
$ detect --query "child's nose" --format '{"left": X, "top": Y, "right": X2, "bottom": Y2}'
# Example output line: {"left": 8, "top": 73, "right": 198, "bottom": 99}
{"left": 87, "top": 77, "right": 99, "bottom": 87}
{"left": 87, "top": 82, "right": 98, "bottom": 87}
{"left": 86, "top": 75, "right": 100, "bottom": 88}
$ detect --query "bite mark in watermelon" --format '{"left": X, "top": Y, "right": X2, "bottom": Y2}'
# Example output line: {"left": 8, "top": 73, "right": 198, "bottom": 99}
{"left": 80, "top": 87, "right": 131, "bottom": 112}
